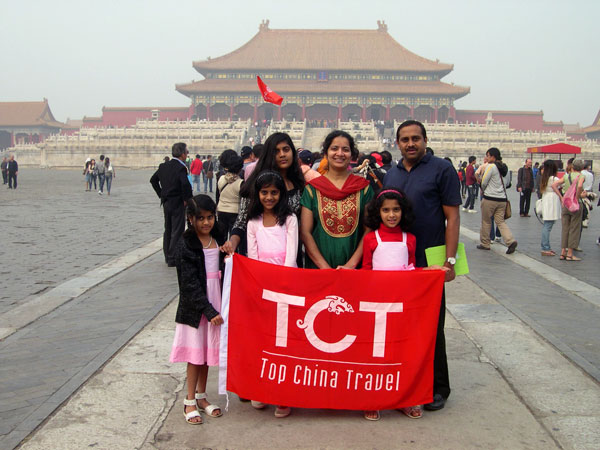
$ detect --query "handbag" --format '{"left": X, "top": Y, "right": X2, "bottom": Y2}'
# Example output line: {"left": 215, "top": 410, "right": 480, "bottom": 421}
{"left": 562, "top": 174, "right": 580, "bottom": 212}
{"left": 535, "top": 198, "right": 543, "bottom": 220}
{"left": 499, "top": 164, "right": 511, "bottom": 220}
{"left": 504, "top": 199, "right": 512, "bottom": 219}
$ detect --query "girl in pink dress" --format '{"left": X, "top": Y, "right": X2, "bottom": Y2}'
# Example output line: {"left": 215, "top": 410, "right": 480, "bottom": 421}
{"left": 246, "top": 170, "right": 298, "bottom": 417}
{"left": 362, "top": 188, "right": 421, "bottom": 421}
{"left": 170, "top": 195, "right": 225, "bottom": 425}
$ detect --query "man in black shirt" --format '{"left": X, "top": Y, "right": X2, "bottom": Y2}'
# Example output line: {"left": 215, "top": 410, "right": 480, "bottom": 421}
{"left": 150, "top": 142, "right": 193, "bottom": 266}
{"left": 7, "top": 155, "right": 18, "bottom": 189}
{"left": 383, "top": 120, "right": 461, "bottom": 412}
{"left": 517, "top": 158, "right": 534, "bottom": 217}
{"left": 202, "top": 155, "right": 214, "bottom": 193}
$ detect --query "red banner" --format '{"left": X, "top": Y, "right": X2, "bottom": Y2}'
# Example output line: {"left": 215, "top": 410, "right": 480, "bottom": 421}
{"left": 222, "top": 255, "right": 444, "bottom": 410}
{"left": 257, "top": 76, "right": 283, "bottom": 105}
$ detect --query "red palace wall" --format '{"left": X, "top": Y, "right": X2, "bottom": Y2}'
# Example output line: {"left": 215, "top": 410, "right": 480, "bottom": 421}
{"left": 82, "top": 118, "right": 104, "bottom": 128}
{"left": 455, "top": 110, "right": 565, "bottom": 132}
{"left": 542, "top": 123, "right": 565, "bottom": 132}
{"left": 566, "top": 132, "right": 587, "bottom": 141}
{"left": 101, "top": 109, "right": 190, "bottom": 127}
{"left": 82, "top": 108, "right": 191, "bottom": 128}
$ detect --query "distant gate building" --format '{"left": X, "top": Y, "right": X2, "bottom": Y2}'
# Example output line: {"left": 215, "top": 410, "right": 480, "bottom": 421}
{"left": 176, "top": 20, "right": 470, "bottom": 123}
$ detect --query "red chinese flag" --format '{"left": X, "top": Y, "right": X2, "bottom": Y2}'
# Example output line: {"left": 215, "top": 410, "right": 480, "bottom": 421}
{"left": 257, "top": 76, "right": 283, "bottom": 106}
{"left": 221, "top": 255, "right": 445, "bottom": 411}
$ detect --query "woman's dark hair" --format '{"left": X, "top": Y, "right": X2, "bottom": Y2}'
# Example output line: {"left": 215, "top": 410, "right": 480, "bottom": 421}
{"left": 240, "top": 132, "right": 304, "bottom": 197}
{"left": 540, "top": 160, "right": 558, "bottom": 192}
{"left": 486, "top": 147, "right": 501, "bottom": 161}
{"left": 246, "top": 170, "right": 292, "bottom": 226}
{"left": 219, "top": 149, "right": 243, "bottom": 173}
{"left": 321, "top": 130, "right": 359, "bottom": 160}
{"left": 185, "top": 194, "right": 224, "bottom": 240}
{"left": 486, "top": 148, "right": 508, "bottom": 176}
{"left": 105, "top": 157, "right": 110, "bottom": 167}
{"left": 364, "top": 187, "right": 415, "bottom": 231}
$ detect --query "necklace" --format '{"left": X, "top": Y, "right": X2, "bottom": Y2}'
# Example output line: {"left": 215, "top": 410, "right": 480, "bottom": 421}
{"left": 202, "top": 236, "right": 213, "bottom": 249}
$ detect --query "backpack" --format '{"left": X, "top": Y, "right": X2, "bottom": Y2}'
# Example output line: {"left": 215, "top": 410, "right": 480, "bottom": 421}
{"left": 562, "top": 174, "right": 580, "bottom": 212}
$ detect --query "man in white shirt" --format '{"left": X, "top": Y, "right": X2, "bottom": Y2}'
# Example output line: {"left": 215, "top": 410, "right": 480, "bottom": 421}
{"left": 581, "top": 162, "right": 595, "bottom": 228}
{"left": 581, "top": 162, "right": 594, "bottom": 192}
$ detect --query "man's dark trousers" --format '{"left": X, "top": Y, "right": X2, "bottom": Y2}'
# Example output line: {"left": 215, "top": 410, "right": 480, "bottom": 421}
{"left": 8, "top": 173, "right": 17, "bottom": 189}
{"left": 434, "top": 288, "right": 450, "bottom": 399}
{"left": 98, "top": 173, "right": 105, "bottom": 192}
{"left": 163, "top": 199, "right": 185, "bottom": 266}
{"left": 463, "top": 185, "right": 476, "bottom": 210}
{"left": 519, "top": 189, "right": 532, "bottom": 215}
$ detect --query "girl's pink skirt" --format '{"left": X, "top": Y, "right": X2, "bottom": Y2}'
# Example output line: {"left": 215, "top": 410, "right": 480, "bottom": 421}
{"left": 169, "top": 271, "right": 221, "bottom": 366}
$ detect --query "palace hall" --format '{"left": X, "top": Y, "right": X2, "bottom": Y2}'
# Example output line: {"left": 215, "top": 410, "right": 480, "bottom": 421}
{"left": 176, "top": 20, "right": 470, "bottom": 124}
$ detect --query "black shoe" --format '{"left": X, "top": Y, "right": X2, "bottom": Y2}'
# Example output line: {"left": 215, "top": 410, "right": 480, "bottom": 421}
{"left": 424, "top": 393, "right": 445, "bottom": 411}
{"left": 476, "top": 244, "right": 490, "bottom": 250}
{"left": 506, "top": 241, "right": 518, "bottom": 254}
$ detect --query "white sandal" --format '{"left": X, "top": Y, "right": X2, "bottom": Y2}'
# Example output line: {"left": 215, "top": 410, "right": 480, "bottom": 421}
{"left": 195, "top": 392, "right": 222, "bottom": 417}
{"left": 183, "top": 397, "right": 202, "bottom": 425}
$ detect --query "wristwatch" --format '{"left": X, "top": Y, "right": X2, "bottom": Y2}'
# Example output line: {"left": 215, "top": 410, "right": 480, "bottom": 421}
{"left": 446, "top": 257, "right": 456, "bottom": 266}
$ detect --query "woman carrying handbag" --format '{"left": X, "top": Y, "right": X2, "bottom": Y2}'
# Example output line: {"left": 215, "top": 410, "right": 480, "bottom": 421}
{"left": 477, "top": 147, "right": 518, "bottom": 254}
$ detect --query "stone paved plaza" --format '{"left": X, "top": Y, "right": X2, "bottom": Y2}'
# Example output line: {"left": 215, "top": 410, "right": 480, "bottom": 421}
{"left": 0, "top": 167, "right": 599, "bottom": 449}
{"left": 0, "top": 168, "right": 165, "bottom": 314}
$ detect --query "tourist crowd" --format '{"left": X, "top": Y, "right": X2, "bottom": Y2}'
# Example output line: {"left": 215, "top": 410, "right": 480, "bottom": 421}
{"left": 457, "top": 153, "right": 597, "bottom": 259}
{"left": 83, "top": 154, "right": 115, "bottom": 195}
{"left": 148, "top": 119, "right": 597, "bottom": 426}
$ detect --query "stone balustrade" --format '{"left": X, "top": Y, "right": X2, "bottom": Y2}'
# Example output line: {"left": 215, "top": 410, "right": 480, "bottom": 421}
{"left": 338, "top": 120, "right": 381, "bottom": 152}
{"left": 6, "top": 119, "right": 600, "bottom": 170}
{"left": 266, "top": 120, "right": 306, "bottom": 142}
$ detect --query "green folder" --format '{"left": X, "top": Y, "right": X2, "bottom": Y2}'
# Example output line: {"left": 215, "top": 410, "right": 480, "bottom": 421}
{"left": 425, "top": 243, "right": 469, "bottom": 276}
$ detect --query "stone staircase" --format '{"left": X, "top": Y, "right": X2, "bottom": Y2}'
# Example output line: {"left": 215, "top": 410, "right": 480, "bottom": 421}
{"left": 302, "top": 127, "right": 332, "bottom": 151}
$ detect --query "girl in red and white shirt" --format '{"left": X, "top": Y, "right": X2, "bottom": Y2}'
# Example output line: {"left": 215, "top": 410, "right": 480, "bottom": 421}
{"left": 362, "top": 188, "right": 416, "bottom": 271}
{"left": 361, "top": 187, "right": 421, "bottom": 421}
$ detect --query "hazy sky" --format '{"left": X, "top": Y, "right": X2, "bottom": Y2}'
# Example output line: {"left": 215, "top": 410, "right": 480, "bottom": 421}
{"left": 1, "top": 0, "right": 597, "bottom": 126}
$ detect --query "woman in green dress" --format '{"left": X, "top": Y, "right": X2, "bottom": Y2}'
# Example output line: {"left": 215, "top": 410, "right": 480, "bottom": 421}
{"left": 300, "top": 130, "right": 373, "bottom": 269}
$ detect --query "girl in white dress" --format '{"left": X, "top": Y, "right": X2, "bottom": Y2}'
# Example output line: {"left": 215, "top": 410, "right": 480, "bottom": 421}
{"left": 246, "top": 170, "right": 298, "bottom": 417}
{"left": 539, "top": 160, "right": 562, "bottom": 256}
